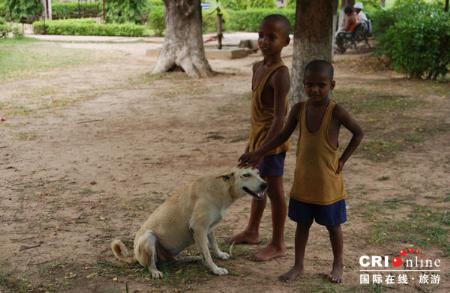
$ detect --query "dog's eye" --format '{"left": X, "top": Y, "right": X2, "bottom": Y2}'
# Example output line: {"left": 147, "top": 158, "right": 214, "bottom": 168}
{"left": 242, "top": 173, "right": 251, "bottom": 177}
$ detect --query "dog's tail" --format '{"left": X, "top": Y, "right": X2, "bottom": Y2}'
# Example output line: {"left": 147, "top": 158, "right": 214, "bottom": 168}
{"left": 111, "top": 239, "right": 135, "bottom": 264}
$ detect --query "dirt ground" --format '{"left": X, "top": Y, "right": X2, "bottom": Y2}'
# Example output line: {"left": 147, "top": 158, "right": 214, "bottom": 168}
{"left": 0, "top": 40, "right": 449, "bottom": 293}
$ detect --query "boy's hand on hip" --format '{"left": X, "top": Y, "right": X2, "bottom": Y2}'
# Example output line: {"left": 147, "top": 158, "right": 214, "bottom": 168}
{"left": 336, "top": 159, "right": 345, "bottom": 174}
{"left": 238, "top": 152, "right": 262, "bottom": 168}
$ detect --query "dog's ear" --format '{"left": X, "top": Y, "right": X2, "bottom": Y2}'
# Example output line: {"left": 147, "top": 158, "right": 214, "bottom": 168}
{"left": 218, "top": 171, "right": 234, "bottom": 182}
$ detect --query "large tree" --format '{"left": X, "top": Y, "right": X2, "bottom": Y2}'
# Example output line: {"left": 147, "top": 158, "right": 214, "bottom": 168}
{"left": 291, "top": 0, "right": 338, "bottom": 102}
{"left": 152, "top": 0, "right": 213, "bottom": 78}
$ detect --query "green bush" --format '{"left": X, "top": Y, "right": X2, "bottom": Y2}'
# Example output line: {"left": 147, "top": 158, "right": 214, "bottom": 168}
{"left": 371, "top": 0, "right": 444, "bottom": 36}
{"left": 148, "top": 6, "right": 164, "bottom": 36}
{"left": 5, "top": 0, "right": 43, "bottom": 23}
{"left": 52, "top": 2, "right": 100, "bottom": 20}
{"left": 33, "top": 19, "right": 149, "bottom": 37}
{"left": 376, "top": 1, "right": 449, "bottom": 79}
{"left": 227, "top": 8, "right": 295, "bottom": 32}
{"left": 11, "top": 23, "right": 23, "bottom": 38}
{"left": 0, "top": 0, "right": 7, "bottom": 18}
{"left": 147, "top": 0, "right": 163, "bottom": 8}
{"left": 222, "top": 0, "right": 276, "bottom": 10}
{"left": 105, "top": 0, "right": 148, "bottom": 24}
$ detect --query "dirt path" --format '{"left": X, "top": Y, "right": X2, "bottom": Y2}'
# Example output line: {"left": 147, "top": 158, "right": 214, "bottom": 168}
{"left": 0, "top": 41, "right": 448, "bottom": 293}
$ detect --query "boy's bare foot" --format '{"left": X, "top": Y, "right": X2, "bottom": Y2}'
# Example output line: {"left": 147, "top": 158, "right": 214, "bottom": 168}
{"left": 329, "top": 263, "right": 343, "bottom": 283}
{"left": 228, "top": 231, "right": 260, "bottom": 245}
{"left": 250, "top": 243, "right": 286, "bottom": 261}
{"left": 279, "top": 265, "right": 304, "bottom": 282}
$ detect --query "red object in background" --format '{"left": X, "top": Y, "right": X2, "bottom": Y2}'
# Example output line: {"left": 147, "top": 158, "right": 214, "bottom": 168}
{"left": 400, "top": 249, "right": 407, "bottom": 256}
{"left": 408, "top": 248, "right": 414, "bottom": 253}
{"left": 392, "top": 257, "right": 403, "bottom": 267}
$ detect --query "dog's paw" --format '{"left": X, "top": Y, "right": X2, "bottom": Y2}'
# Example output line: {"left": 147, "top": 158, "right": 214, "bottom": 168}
{"left": 216, "top": 251, "right": 230, "bottom": 260}
{"left": 150, "top": 269, "right": 163, "bottom": 279}
{"left": 212, "top": 266, "right": 229, "bottom": 276}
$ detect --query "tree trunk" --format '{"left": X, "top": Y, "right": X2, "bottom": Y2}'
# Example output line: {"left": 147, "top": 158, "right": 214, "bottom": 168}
{"left": 152, "top": 0, "right": 213, "bottom": 78}
{"left": 291, "top": 0, "right": 338, "bottom": 103}
{"left": 380, "top": 0, "right": 386, "bottom": 7}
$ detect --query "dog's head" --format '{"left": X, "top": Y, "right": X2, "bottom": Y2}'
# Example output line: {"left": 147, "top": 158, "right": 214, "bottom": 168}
{"left": 219, "top": 168, "right": 267, "bottom": 200}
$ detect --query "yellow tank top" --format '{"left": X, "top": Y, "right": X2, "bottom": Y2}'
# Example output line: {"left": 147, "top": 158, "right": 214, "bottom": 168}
{"left": 289, "top": 100, "right": 346, "bottom": 205}
{"left": 247, "top": 62, "right": 289, "bottom": 155}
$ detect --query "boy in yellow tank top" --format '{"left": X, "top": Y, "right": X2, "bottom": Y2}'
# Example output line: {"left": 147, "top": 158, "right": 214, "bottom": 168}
{"left": 229, "top": 14, "right": 291, "bottom": 262}
{"left": 239, "top": 60, "right": 364, "bottom": 283}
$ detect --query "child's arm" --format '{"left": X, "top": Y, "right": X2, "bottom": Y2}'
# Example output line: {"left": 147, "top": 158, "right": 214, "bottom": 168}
{"left": 334, "top": 104, "right": 364, "bottom": 174}
{"left": 239, "top": 102, "right": 301, "bottom": 167}
{"left": 262, "top": 66, "right": 290, "bottom": 146}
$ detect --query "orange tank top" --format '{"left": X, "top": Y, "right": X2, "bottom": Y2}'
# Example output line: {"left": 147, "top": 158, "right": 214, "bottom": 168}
{"left": 247, "top": 62, "right": 289, "bottom": 155}
{"left": 289, "top": 100, "right": 346, "bottom": 205}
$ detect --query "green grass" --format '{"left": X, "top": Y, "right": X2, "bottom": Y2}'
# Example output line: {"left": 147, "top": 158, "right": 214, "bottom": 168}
{"left": 16, "top": 131, "right": 38, "bottom": 141}
{"left": 0, "top": 269, "right": 30, "bottom": 293}
{"left": 0, "top": 38, "right": 94, "bottom": 80}
{"left": 334, "top": 90, "right": 423, "bottom": 115}
{"left": 333, "top": 88, "right": 449, "bottom": 161}
{"left": 369, "top": 205, "right": 449, "bottom": 256}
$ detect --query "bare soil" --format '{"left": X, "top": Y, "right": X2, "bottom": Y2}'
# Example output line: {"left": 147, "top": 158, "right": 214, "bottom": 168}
{"left": 0, "top": 41, "right": 449, "bottom": 293}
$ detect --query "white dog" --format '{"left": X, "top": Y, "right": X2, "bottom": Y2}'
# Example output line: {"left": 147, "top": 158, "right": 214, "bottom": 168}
{"left": 111, "top": 167, "right": 267, "bottom": 278}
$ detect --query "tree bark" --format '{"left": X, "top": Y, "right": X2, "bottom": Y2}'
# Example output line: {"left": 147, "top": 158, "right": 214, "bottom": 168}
{"left": 291, "top": 0, "right": 338, "bottom": 103}
{"left": 152, "top": 0, "right": 213, "bottom": 78}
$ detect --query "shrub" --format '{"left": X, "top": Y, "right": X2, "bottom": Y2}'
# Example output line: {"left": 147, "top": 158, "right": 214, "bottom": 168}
{"left": 11, "top": 23, "right": 23, "bottom": 38}
{"left": 148, "top": 6, "right": 164, "bottom": 36}
{"left": 222, "top": 0, "right": 276, "bottom": 10}
{"left": 147, "top": 0, "right": 163, "bottom": 8}
{"left": 376, "top": 1, "right": 449, "bottom": 80}
{"left": 0, "top": 17, "right": 10, "bottom": 38}
{"left": 33, "top": 19, "right": 149, "bottom": 37}
{"left": 227, "top": 8, "right": 295, "bottom": 32}
{"left": 5, "top": 0, "right": 42, "bottom": 23}
{"left": 105, "top": 0, "right": 148, "bottom": 24}
{"left": 0, "top": 0, "right": 7, "bottom": 19}
{"left": 52, "top": 2, "right": 100, "bottom": 20}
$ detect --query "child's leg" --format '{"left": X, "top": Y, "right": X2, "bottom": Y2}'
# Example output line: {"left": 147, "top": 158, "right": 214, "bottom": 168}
{"left": 228, "top": 195, "right": 266, "bottom": 244}
{"left": 279, "top": 219, "right": 313, "bottom": 282}
{"left": 326, "top": 224, "right": 344, "bottom": 283}
{"left": 252, "top": 175, "right": 287, "bottom": 261}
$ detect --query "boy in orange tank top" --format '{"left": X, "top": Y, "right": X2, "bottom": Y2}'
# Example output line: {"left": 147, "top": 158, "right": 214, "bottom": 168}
{"left": 229, "top": 14, "right": 291, "bottom": 262}
{"left": 239, "top": 60, "right": 364, "bottom": 283}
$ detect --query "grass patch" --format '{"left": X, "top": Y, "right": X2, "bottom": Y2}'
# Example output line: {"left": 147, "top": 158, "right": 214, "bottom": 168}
{"left": 369, "top": 205, "right": 449, "bottom": 256}
{"left": 0, "top": 270, "right": 30, "bottom": 293}
{"left": 16, "top": 131, "right": 38, "bottom": 141}
{"left": 334, "top": 89, "right": 423, "bottom": 115}
{"left": 0, "top": 39, "right": 95, "bottom": 80}
{"left": 334, "top": 88, "right": 449, "bottom": 161}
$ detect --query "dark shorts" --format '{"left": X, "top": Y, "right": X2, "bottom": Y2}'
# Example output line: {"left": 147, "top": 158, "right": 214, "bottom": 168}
{"left": 257, "top": 152, "right": 286, "bottom": 177}
{"left": 288, "top": 198, "right": 347, "bottom": 227}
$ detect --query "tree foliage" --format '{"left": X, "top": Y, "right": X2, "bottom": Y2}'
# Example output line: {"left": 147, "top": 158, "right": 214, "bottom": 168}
{"left": 105, "top": 0, "right": 148, "bottom": 24}
{"left": 375, "top": 0, "right": 449, "bottom": 79}
{"left": 4, "top": 0, "right": 42, "bottom": 22}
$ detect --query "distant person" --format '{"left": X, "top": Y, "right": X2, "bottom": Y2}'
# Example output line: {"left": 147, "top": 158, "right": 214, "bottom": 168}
{"left": 354, "top": 2, "right": 372, "bottom": 34}
{"left": 341, "top": 6, "right": 358, "bottom": 33}
{"left": 239, "top": 60, "right": 364, "bottom": 283}
{"left": 335, "top": 6, "right": 358, "bottom": 51}
{"left": 354, "top": 2, "right": 368, "bottom": 23}
{"left": 229, "top": 14, "right": 291, "bottom": 262}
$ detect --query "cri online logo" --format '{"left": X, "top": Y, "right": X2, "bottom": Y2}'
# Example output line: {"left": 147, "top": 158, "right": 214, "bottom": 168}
{"left": 360, "top": 247, "right": 441, "bottom": 268}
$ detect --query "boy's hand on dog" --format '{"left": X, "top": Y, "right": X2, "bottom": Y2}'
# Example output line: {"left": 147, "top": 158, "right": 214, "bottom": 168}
{"left": 238, "top": 152, "right": 262, "bottom": 168}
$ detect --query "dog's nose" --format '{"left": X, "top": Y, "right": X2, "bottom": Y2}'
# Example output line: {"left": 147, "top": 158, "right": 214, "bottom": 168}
{"left": 260, "top": 182, "right": 268, "bottom": 190}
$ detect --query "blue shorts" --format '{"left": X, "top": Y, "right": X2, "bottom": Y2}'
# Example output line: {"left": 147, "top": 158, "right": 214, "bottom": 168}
{"left": 288, "top": 198, "right": 347, "bottom": 227}
{"left": 257, "top": 152, "right": 285, "bottom": 177}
